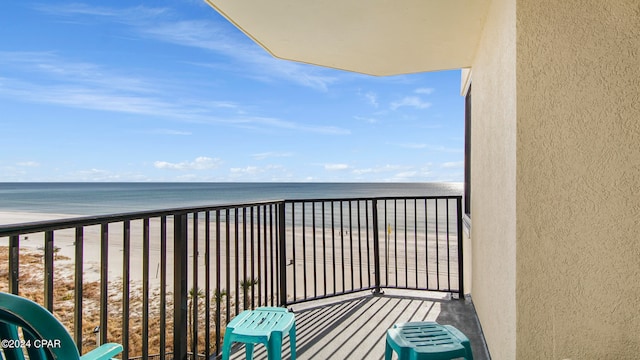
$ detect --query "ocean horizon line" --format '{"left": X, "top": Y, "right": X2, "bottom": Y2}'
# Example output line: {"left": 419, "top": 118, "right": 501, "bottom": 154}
{"left": 0, "top": 182, "right": 463, "bottom": 218}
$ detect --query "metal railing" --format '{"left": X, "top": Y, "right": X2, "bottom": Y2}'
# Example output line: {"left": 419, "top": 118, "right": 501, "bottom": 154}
{"left": 0, "top": 195, "right": 462, "bottom": 359}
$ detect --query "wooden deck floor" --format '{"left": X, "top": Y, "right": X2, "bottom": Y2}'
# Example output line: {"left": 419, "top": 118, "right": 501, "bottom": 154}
{"left": 226, "top": 290, "right": 489, "bottom": 360}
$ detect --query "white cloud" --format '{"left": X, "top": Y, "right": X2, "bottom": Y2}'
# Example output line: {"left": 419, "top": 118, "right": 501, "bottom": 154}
{"left": 209, "top": 101, "right": 239, "bottom": 109}
{"left": 352, "top": 164, "right": 407, "bottom": 175}
{"left": 427, "top": 145, "right": 463, "bottom": 153}
{"left": 353, "top": 116, "right": 379, "bottom": 124}
{"left": 230, "top": 166, "right": 259, "bottom": 175}
{"left": 324, "top": 164, "right": 349, "bottom": 171}
{"left": 388, "top": 87, "right": 434, "bottom": 111}
{"left": 365, "top": 92, "right": 379, "bottom": 107}
{"left": 388, "top": 165, "right": 434, "bottom": 181}
{"left": 390, "top": 96, "right": 432, "bottom": 110}
{"left": 442, "top": 161, "right": 464, "bottom": 168}
{"left": 34, "top": 4, "right": 339, "bottom": 91}
{"left": 229, "top": 165, "right": 288, "bottom": 179}
{"left": 249, "top": 54, "right": 338, "bottom": 91}
{"left": 16, "top": 161, "right": 40, "bottom": 167}
{"left": 154, "top": 156, "right": 221, "bottom": 170}
{"left": 69, "top": 168, "right": 132, "bottom": 181}
{"left": 230, "top": 116, "right": 350, "bottom": 135}
{"left": 34, "top": 3, "right": 125, "bottom": 17}
{"left": 136, "top": 18, "right": 338, "bottom": 91}
{"left": 0, "top": 53, "right": 199, "bottom": 118}
{"left": 393, "top": 171, "right": 419, "bottom": 179}
{"left": 0, "top": 51, "right": 159, "bottom": 94}
{"left": 415, "top": 87, "right": 435, "bottom": 95}
{"left": 347, "top": 164, "right": 436, "bottom": 181}
{"left": 251, "top": 152, "right": 293, "bottom": 160}
{"left": 151, "top": 129, "right": 192, "bottom": 136}
{"left": 396, "top": 143, "right": 427, "bottom": 149}
{"left": 0, "top": 53, "right": 349, "bottom": 135}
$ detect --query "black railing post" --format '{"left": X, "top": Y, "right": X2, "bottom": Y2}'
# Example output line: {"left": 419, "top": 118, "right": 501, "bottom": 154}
{"left": 160, "top": 216, "right": 167, "bottom": 360}
{"left": 457, "top": 196, "right": 465, "bottom": 299}
{"left": 44, "top": 230, "right": 54, "bottom": 311}
{"left": 142, "top": 218, "right": 151, "bottom": 359}
{"left": 278, "top": 202, "right": 287, "bottom": 306}
{"left": 174, "top": 213, "right": 189, "bottom": 360}
{"left": 192, "top": 213, "right": 199, "bottom": 360}
{"left": 99, "top": 223, "right": 109, "bottom": 346}
{"left": 74, "top": 227, "right": 84, "bottom": 351}
{"left": 372, "top": 199, "right": 382, "bottom": 294}
{"left": 8, "top": 235, "right": 19, "bottom": 295}
{"left": 122, "top": 220, "right": 131, "bottom": 359}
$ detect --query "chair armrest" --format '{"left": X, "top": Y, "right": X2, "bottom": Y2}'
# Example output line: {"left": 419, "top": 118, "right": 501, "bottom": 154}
{"left": 79, "top": 343, "right": 123, "bottom": 360}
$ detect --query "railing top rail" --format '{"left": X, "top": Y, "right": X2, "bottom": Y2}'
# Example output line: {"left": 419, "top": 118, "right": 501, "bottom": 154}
{"left": 0, "top": 199, "right": 284, "bottom": 237}
{"left": 0, "top": 195, "right": 462, "bottom": 237}
{"left": 283, "top": 195, "right": 462, "bottom": 203}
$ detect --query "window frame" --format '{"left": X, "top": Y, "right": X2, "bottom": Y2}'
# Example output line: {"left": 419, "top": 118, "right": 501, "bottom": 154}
{"left": 463, "top": 83, "right": 471, "bottom": 229}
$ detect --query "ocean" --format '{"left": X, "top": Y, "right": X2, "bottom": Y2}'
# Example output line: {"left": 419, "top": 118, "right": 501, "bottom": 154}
{"left": 0, "top": 182, "right": 462, "bottom": 216}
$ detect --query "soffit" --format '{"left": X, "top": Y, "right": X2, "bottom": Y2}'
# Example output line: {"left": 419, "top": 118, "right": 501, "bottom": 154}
{"left": 204, "top": 0, "right": 490, "bottom": 76}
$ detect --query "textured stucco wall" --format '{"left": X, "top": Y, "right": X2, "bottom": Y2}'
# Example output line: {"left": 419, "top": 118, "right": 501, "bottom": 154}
{"left": 469, "top": 0, "right": 517, "bottom": 357}
{"left": 516, "top": 0, "right": 640, "bottom": 358}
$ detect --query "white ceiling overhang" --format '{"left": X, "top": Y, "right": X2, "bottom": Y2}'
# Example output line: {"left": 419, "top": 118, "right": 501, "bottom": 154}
{"left": 204, "top": 0, "right": 490, "bottom": 76}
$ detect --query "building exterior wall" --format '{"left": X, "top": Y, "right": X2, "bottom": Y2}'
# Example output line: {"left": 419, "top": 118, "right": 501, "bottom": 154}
{"left": 469, "top": 0, "right": 517, "bottom": 358}
{"left": 515, "top": 0, "right": 640, "bottom": 358}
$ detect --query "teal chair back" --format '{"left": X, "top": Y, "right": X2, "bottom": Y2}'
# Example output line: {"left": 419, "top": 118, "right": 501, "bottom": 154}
{"left": 0, "top": 292, "right": 122, "bottom": 360}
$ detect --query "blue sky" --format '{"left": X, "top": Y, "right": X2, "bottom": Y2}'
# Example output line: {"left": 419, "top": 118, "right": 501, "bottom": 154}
{"left": 0, "top": 1, "right": 464, "bottom": 183}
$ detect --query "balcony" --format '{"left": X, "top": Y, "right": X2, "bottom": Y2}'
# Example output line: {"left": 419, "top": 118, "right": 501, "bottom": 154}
{"left": 0, "top": 195, "right": 488, "bottom": 359}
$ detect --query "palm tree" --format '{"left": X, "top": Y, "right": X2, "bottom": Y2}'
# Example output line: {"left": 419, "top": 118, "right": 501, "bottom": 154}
{"left": 212, "top": 287, "right": 227, "bottom": 322}
{"left": 240, "top": 278, "right": 259, "bottom": 309}
{"left": 212, "top": 288, "right": 227, "bottom": 304}
{"left": 210, "top": 288, "right": 227, "bottom": 355}
{"left": 53, "top": 246, "right": 61, "bottom": 260}
{"left": 188, "top": 287, "right": 204, "bottom": 349}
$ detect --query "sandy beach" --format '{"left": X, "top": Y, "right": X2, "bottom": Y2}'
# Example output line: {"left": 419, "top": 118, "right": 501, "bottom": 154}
{"left": 0, "top": 211, "right": 187, "bottom": 356}
{"left": 1, "top": 208, "right": 458, "bottom": 298}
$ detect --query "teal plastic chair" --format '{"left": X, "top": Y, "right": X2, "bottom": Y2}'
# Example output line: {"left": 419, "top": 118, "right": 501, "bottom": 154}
{"left": 222, "top": 307, "right": 296, "bottom": 360}
{"left": 0, "top": 292, "right": 123, "bottom": 360}
{"left": 385, "top": 321, "right": 473, "bottom": 360}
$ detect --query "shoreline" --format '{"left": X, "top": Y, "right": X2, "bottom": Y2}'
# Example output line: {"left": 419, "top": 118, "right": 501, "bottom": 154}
{"left": 1, "top": 209, "right": 457, "bottom": 296}
{"left": 0, "top": 210, "right": 80, "bottom": 226}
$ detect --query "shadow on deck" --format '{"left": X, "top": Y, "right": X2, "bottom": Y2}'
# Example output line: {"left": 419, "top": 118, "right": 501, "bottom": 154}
{"left": 227, "top": 290, "right": 490, "bottom": 360}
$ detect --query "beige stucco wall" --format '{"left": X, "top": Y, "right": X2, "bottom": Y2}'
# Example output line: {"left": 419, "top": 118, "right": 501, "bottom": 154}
{"left": 515, "top": 0, "right": 640, "bottom": 358}
{"left": 469, "top": 0, "right": 517, "bottom": 358}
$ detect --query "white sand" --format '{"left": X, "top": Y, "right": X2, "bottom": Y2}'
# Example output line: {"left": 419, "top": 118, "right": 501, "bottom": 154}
{"left": 0, "top": 211, "right": 295, "bottom": 296}
{"left": 0, "top": 211, "right": 79, "bottom": 225}
{"left": 1, "top": 210, "right": 456, "bottom": 302}
{"left": 1, "top": 211, "right": 167, "bottom": 286}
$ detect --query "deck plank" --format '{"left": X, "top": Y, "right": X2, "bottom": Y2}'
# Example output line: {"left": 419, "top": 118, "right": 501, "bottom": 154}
{"left": 227, "top": 290, "right": 489, "bottom": 360}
